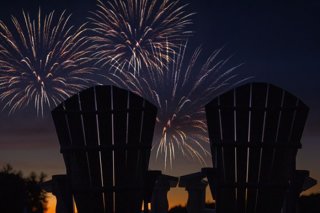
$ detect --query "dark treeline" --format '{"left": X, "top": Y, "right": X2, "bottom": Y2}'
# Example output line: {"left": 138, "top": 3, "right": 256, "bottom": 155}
{"left": 0, "top": 164, "right": 47, "bottom": 213}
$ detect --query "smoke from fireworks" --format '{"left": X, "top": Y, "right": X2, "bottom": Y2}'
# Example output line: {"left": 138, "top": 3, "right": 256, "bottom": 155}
{"left": 88, "top": 0, "right": 193, "bottom": 74}
{"left": 105, "top": 43, "right": 250, "bottom": 168}
{"left": 0, "top": 10, "right": 95, "bottom": 115}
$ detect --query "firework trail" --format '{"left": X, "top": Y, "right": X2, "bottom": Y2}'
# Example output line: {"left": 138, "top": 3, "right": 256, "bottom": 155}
{"left": 0, "top": 9, "right": 95, "bottom": 115}
{"left": 88, "top": 0, "right": 193, "bottom": 74}
{"left": 104, "top": 43, "right": 250, "bottom": 168}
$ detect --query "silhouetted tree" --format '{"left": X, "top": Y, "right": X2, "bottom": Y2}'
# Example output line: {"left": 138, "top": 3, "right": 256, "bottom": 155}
{"left": 299, "top": 193, "right": 320, "bottom": 213}
{"left": 0, "top": 164, "right": 47, "bottom": 213}
{"left": 0, "top": 164, "right": 26, "bottom": 213}
{"left": 25, "top": 172, "right": 47, "bottom": 213}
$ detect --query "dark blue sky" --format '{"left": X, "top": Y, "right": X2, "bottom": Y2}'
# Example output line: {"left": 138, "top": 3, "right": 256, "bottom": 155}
{"left": 0, "top": 0, "right": 319, "bottom": 196}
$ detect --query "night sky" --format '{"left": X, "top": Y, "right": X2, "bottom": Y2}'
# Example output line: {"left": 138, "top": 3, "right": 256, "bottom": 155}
{"left": 0, "top": 0, "right": 319, "bottom": 211}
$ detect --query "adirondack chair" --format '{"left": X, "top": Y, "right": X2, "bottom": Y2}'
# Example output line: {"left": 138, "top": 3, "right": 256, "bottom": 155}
{"left": 204, "top": 82, "right": 309, "bottom": 213}
{"left": 52, "top": 85, "right": 157, "bottom": 213}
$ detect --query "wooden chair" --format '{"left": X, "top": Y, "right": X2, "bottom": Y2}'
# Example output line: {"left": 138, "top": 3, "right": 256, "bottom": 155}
{"left": 52, "top": 85, "right": 157, "bottom": 213}
{"left": 205, "top": 82, "right": 309, "bottom": 213}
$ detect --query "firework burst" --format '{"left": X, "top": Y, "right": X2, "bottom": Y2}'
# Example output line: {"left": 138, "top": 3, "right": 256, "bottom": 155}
{"left": 104, "top": 43, "right": 251, "bottom": 168}
{"left": 88, "top": 0, "right": 193, "bottom": 74}
{"left": 0, "top": 9, "right": 95, "bottom": 115}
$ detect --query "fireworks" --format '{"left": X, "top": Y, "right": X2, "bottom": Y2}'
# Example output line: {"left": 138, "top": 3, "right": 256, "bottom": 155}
{"left": 104, "top": 43, "right": 250, "bottom": 168}
{"left": 0, "top": 10, "right": 95, "bottom": 115}
{"left": 0, "top": 1, "right": 250, "bottom": 168}
{"left": 88, "top": 0, "right": 193, "bottom": 74}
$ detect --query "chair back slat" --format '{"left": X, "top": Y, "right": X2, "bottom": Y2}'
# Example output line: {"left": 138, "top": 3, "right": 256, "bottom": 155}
{"left": 247, "top": 84, "right": 267, "bottom": 213}
{"left": 95, "top": 86, "right": 114, "bottom": 212}
{"left": 235, "top": 84, "right": 252, "bottom": 213}
{"left": 79, "top": 87, "right": 104, "bottom": 212}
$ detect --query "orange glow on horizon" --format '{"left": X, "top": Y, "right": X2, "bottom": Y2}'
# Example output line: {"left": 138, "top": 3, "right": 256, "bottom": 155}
{"left": 45, "top": 193, "right": 56, "bottom": 213}
{"left": 168, "top": 187, "right": 188, "bottom": 208}
{"left": 301, "top": 184, "right": 320, "bottom": 196}
{"left": 45, "top": 186, "right": 214, "bottom": 212}
{"left": 45, "top": 184, "right": 320, "bottom": 213}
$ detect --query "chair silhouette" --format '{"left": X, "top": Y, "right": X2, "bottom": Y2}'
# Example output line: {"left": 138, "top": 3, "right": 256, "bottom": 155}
{"left": 205, "top": 82, "right": 309, "bottom": 213}
{"left": 52, "top": 85, "right": 157, "bottom": 213}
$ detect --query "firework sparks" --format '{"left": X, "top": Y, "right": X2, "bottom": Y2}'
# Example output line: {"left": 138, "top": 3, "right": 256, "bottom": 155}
{"left": 104, "top": 43, "right": 251, "bottom": 168}
{"left": 0, "top": 9, "right": 95, "bottom": 115}
{"left": 88, "top": 0, "right": 193, "bottom": 74}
